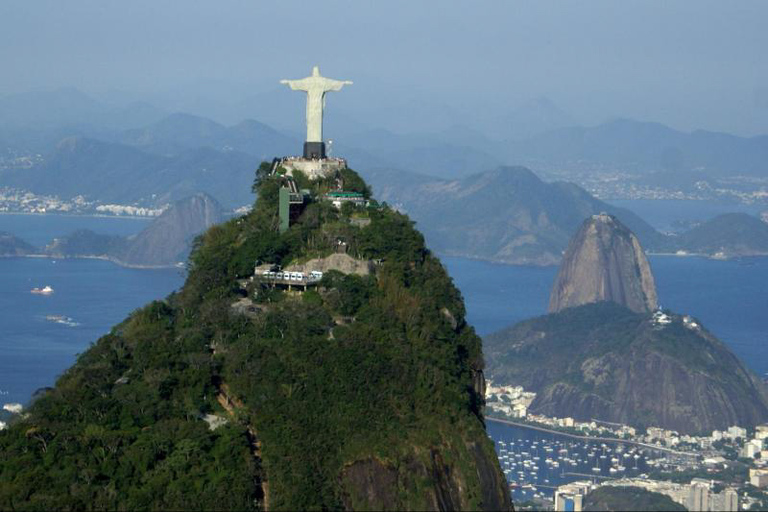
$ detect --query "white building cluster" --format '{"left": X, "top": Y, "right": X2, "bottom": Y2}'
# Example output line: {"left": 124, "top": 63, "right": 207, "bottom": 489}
{"left": 554, "top": 478, "right": 739, "bottom": 512}
{"left": 485, "top": 380, "right": 535, "bottom": 418}
{"left": 0, "top": 187, "right": 165, "bottom": 217}
{"left": 95, "top": 204, "right": 165, "bottom": 217}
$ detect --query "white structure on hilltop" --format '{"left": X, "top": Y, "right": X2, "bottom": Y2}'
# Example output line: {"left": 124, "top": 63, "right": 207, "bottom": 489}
{"left": 280, "top": 66, "right": 352, "bottom": 159}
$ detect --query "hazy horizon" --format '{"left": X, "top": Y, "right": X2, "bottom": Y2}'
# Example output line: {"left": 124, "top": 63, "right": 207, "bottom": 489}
{"left": 1, "top": 1, "right": 767, "bottom": 137}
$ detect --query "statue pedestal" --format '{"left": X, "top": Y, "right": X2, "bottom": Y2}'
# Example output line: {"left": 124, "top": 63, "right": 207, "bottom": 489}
{"left": 303, "top": 142, "right": 326, "bottom": 159}
{"left": 279, "top": 156, "right": 346, "bottom": 180}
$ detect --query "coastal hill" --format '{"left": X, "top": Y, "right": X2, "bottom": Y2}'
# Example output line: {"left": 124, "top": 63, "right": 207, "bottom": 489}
{"left": 0, "top": 165, "right": 511, "bottom": 510}
{"left": 583, "top": 486, "right": 686, "bottom": 511}
{"left": 485, "top": 217, "right": 768, "bottom": 434}
{"left": 364, "top": 166, "right": 662, "bottom": 265}
{"left": 674, "top": 212, "right": 768, "bottom": 258}
{"left": 46, "top": 193, "right": 224, "bottom": 267}
{"left": 0, "top": 231, "right": 36, "bottom": 256}
{"left": 549, "top": 214, "right": 657, "bottom": 314}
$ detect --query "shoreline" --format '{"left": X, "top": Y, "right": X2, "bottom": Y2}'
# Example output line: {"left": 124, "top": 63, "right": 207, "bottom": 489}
{"left": 0, "top": 253, "right": 185, "bottom": 270}
{"left": 0, "top": 211, "right": 155, "bottom": 221}
{"left": 486, "top": 416, "right": 695, "bottom": 457}
{"left": 442, "top": 251, "right": 768, "bottom": 267}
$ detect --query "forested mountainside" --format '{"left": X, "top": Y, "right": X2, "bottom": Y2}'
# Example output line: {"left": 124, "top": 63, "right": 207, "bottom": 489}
{"left": 583, "top": 486, "right": 687, "bottom": 511}
{"left": 0, "top": 163, "right": 511, "bottom": 510}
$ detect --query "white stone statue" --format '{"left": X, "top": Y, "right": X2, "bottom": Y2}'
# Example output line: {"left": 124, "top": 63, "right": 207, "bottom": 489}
{"left": 280, "top": 66, "right": 352, "bottom": 143}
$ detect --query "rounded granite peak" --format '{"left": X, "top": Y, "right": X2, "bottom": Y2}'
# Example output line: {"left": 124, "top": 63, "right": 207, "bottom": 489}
{"left": 548, "top": 214, "right": 658, "bottom": 314}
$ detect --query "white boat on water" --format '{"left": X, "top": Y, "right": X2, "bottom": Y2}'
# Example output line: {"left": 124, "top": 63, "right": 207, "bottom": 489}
{"left": 31, "top": 285, "right": 54, "bottom": 295}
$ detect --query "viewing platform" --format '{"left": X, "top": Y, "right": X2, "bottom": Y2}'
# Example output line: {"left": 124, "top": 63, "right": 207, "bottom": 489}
{"left": 275, "top": 156, "right": 347, "bottom": 181}
{"left": 253, "top": 269, "right": 324, "bottom": 291}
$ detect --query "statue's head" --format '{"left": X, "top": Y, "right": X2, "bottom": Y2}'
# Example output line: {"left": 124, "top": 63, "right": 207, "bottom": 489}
{"left": 312, "top": 66, "right": 320, "bottom": 77}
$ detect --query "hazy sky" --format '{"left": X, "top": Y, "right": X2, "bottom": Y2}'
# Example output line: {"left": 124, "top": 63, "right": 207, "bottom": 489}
{"left": 1, "top": 0, "right": 767, "bottom": 135}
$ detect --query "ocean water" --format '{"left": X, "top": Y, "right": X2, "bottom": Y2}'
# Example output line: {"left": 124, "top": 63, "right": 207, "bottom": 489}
{"left": 0, "top": 258, "right": 184, "bottom": 409}
{"left": 0, "top": 215, "right": 181, "bottom": 414}
{"left": 487, "top": 420, "right": 662, "bottom": 503}
{"left": 443, "top": 255, "right": 768, "bottom": 376}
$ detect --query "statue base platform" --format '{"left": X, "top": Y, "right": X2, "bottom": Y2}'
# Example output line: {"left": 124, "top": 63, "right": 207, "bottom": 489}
{"left": 279, "top": 156, "right": 347, "bottom": 180}
{"left": 304, "top": 141, "right": 326, "bottom": 159}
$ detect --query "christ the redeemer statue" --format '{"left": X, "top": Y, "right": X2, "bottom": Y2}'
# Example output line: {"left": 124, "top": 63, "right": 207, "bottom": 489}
{"left": 281, "top": 66, "right": 352, "bottom": 159}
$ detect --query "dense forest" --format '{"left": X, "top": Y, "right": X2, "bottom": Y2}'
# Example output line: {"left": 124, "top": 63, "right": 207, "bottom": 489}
{"left": 0, "top": 163, "right": 510, "bottom": 510}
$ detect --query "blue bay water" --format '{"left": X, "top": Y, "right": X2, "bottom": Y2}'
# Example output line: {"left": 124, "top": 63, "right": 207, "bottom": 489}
{"left": 0, "top": 215, "right": 182, "bottom": 411}
{"left": 0, "top": 258, "right": 184, "bottom": 408}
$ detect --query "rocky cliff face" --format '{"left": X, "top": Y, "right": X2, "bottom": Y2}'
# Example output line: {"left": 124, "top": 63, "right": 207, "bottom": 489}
{"left": 549, "top": 213, "right": 657, "bottom": 314}
{"left": 116, "top": 193, "right": 223, "bottom": 266}
{"left": 45, "top": 193, "right": 223, "bottom": 267}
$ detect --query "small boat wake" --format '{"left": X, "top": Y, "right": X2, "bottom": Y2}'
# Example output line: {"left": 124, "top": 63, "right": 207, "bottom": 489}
{"left": 45, "top": 315, "right": 80, "bottom": 327}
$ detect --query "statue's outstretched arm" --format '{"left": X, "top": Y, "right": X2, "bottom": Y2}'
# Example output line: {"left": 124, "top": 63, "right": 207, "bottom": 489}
{"left": 280, "top": 78, "right": 310, "bottom": 91}
{"left": 324, "top": 79, "right": 353, "bottom": 92}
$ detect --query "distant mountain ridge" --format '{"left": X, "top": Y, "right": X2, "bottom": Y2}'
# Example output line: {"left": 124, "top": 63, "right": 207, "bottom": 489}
{"left": 673, "top": 212, "right": 768, "bottom": 257}
{"left": 3, "top": 103, "right": 767, "bottom": 264}
{"left": 0, "top": 136, "right": 258, "bottom": 208}
{"left": 363, "top": 166, "right": 664, "bottom": 265}
{"left": 507, "top": 118, "right": 768, "bottom": 176}
{"left": 0, "top": 87, "right": 166, "bottom": 131}
{"left": 118, "top": 112, "right": 298, "bottom": 159}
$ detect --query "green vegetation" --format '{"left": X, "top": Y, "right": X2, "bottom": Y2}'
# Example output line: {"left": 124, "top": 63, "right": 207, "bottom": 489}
{"left": 484, "top": 300, "right": 768, "bottom": 434}
{"left": 0, "top": 164, "right": 507, "bottom": 510}
{"left": 583, "top": 486, "right": 686, "bottom": 511}
{"left": 648, "top": 462, "right": 750, "bottom": 485}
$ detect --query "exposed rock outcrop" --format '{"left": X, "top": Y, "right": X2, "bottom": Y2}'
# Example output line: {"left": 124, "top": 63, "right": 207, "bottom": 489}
{"left": 116, "top": 193, "right": 222, "bottom": 266}
{"left": 339, "top": 442, "right": 509, "bottom": 511}
{"left": 284, "top": 253, "right": 373, "bottom": 276}
{"left": 549, "top": 213, "right": 657, "bottom": 314}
